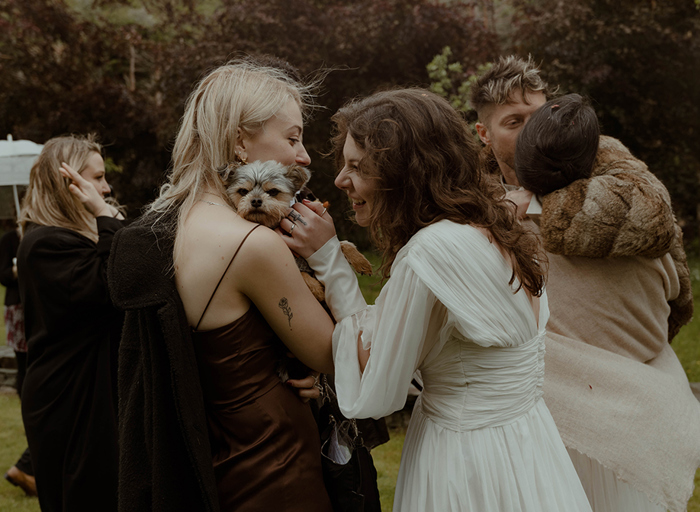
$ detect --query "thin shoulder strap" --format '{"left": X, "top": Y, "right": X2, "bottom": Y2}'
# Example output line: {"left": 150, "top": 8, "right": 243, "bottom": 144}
{"left": 194, "top": 224, "right": 262, "bottom": 331}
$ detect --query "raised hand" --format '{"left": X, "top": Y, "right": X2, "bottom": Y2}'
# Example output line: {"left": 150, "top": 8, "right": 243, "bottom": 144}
{"left": 59, "top": 162, "right": 112, "bottom": 218}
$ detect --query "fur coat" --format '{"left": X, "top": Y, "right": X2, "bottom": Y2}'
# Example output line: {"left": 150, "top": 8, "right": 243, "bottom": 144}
{"left": 528, "top": 135, "right": 692, "bottom": 339}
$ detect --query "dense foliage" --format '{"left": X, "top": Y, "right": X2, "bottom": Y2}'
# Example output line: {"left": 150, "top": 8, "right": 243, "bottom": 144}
{"left": 0, "top": 0, "right": 697, "bottom": 244}
{"left": 0, "top": 0, "right": 496, "bottom": 242}
{"left": 510, "top": 0, "right": 700, "bottom": 241}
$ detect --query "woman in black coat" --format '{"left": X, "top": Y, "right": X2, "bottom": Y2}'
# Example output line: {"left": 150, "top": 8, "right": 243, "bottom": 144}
{"left": 16, "top": 135, "right": 124, "bottom": 512}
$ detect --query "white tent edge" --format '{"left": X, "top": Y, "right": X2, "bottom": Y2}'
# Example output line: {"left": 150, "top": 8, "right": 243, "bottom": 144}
{"left": 0, "top": 134, "right": 44, "bottom": 220}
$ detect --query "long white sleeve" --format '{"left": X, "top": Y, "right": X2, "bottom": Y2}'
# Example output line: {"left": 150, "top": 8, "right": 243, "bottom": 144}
{"left": 332, "top": 257, "right": 441, "bottom": 419}
{"left": 306, "top": 236, "right": 367, "bottom": 321}
{"left": 330, "top": 221, "right": 546, "bottom": 421}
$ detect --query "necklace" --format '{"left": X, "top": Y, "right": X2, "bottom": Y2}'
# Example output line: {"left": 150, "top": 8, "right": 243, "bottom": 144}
{"left": 200, "top": 199, "right": 227, "bottom": 208}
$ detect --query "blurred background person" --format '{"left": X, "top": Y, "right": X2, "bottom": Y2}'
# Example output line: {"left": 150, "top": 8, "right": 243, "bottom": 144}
{"left": 0, "top": 219, "right": 36, "bottom": 497}
{"left": 17, "top": 134, "right": 125, "bottom": 512}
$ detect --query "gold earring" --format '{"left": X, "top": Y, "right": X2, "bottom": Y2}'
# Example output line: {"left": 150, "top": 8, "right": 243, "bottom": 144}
{"left": 236, "top": 151, "right": 248, "bottom": 164}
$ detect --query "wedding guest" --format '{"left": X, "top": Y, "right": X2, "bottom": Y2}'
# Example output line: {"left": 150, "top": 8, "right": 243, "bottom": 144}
{"left": 17, "top": 134, "right": 124, "bottom": 512}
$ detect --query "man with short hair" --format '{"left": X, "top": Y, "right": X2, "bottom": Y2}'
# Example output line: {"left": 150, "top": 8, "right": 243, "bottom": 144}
{"left": 469, "top": 55, "right": 700, "bottom": 512}
{"left": 472, "top": 55, "right": 549, "bottom": 189}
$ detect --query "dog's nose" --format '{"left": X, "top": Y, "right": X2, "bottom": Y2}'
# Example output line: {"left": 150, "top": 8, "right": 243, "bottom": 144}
{"left": 251, "top": 198, "right": 263, "bottom": 208}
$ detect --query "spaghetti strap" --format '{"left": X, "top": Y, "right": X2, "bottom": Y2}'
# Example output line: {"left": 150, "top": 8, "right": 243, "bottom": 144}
{"left": 194, "top": 224, "right": 262, "bottom": 331}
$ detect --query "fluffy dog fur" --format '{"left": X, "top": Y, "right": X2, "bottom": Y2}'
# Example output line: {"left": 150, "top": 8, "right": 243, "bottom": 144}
{"left": 225, "top": 160, "right": 373, "bottom": 303}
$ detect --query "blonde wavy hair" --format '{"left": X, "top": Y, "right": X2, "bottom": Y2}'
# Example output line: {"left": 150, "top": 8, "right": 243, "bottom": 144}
{"left": 20, "top": 135, "right": 104, "bottom": 242}
{"left": 143, "top": 59, "right": 315, "bottom": 248}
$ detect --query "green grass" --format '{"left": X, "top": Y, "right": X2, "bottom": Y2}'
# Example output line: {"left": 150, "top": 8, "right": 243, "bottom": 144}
{"left": 0, "top": 393, "right": 39, "bottom": 511}
{"left": 670, "top": 255, "right": 700, "bottom": 381}
{"left": 357, "top": 250, "right": 384, "bottom": 305}
{"left": 372, "top": 427, "right": 405, "bottom": 512}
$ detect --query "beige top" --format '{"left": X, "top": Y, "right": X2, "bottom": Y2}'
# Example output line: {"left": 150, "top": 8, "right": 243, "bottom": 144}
{"left": 542, "top": 250, "right": 700, "bottom": 512}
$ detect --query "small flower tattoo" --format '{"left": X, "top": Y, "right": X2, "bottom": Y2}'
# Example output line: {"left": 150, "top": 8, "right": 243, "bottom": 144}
{"left": 279, "top": 298, "right": 293, "bottom": 328}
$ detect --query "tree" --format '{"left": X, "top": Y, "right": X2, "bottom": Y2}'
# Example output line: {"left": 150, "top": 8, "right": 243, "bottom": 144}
{"left": 510, "top": 0, "right": 700, "bottom": 242}
{"left": 0, "top": 0, "right": 499, "bottom": 244}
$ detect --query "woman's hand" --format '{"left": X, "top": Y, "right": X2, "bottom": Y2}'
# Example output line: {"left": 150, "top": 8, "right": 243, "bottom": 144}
{"left": 59, "top": 163, "right": 112, "bottom": 218}
{"left": 278, "top": 200, "right": 337, "bottom": 259}
{"left": 286, "top": 373, "right": 322, "bottom": 403}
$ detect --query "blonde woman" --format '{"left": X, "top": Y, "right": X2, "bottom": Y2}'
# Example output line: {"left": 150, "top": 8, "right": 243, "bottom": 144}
{"left": 109, "top": 61, "right": 336, "bottom": 512}
{"left": 17, "top": 134, "right": 124, "bottom": 512}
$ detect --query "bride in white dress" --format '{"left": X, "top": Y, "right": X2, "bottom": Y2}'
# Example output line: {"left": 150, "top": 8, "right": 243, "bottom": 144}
{"left": 282, "top": 88, "right": 593, "bottom": 512}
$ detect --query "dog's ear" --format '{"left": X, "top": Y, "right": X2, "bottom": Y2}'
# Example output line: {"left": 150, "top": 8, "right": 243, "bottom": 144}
{"left": 286, "top": 165, "right": 311, "bottom": 191}
{"left": 219, "top": 162, "right": 243, "bottom": 187}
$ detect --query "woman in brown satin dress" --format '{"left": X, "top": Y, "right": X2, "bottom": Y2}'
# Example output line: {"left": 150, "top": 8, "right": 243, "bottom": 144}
{"left": 137, "top": 60, "right": 335, "bottom": 511}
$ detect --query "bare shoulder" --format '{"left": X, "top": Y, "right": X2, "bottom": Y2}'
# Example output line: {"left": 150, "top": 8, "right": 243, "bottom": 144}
{"left": 234, "top": 226, "right": 296, "bottom": 270}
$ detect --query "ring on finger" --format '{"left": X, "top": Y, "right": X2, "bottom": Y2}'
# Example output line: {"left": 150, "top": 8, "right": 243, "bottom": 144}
{"left": 320, "top": 207, "right": 327, "bottom": 216}
{"left": 289, "top": 222, "right": 296, "bottom": 234}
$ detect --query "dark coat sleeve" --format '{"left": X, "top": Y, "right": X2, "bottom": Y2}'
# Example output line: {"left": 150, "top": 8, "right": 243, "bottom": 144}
{"left": 19, "top": 219, "right": 123, "bottom": 344}
{"left": 109, "top": 226, "right": 220, "bottom": 512}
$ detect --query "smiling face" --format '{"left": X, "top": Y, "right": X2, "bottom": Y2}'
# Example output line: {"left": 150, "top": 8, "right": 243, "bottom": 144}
{"left": 475, "top": 90, "right": 546, "bottom": 186}
{"left": 334, "top": 134, "right": 377, "bottom": 228}
{"left": 238, "top": 98, "right": 311, "bottom": 167}
{"left": 79, "top": 152, "right": 110, "bottom": 197}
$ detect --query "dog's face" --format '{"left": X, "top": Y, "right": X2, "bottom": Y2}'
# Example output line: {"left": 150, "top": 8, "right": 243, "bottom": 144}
{"left": 226, "top": 160, "right": 311, "bottom": 228}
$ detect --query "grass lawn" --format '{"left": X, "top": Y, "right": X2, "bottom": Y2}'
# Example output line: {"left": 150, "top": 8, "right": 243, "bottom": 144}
{"left": 0, "top": 393, "right": 39, "bottom": 511}
{"left": 0, "top": 253, "right": 698, "bottom": 511}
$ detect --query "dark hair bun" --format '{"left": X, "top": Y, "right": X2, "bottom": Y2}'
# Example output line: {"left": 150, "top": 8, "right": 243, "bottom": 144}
{"left": 515, "top": 93, "right": 600, "bottom": 196}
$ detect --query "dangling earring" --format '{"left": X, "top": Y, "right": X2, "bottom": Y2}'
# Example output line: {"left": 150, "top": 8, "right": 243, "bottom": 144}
{"left": 236, "top": 150, "right": 248, "bottom": 164}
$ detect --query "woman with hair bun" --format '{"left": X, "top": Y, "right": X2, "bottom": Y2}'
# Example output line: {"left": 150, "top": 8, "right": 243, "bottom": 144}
{"left": 17, "top": 134, "right": 124, "bottom": 512}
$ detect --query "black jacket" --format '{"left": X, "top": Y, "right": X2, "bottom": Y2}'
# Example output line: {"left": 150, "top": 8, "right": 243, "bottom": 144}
{"left": 18, "top": 219, "right": 123, "bottom": 511}
{"left": 108, "top": 222, "right": 220, "bottom": 512}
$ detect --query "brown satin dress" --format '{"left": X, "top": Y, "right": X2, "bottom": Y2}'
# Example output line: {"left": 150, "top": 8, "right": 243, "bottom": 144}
{"left": 191, "top": 226, "right": 332, "bottom": 512}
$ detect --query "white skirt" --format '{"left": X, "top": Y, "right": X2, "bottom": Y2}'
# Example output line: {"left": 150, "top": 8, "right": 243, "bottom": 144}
{"left": 567, "top": 447, "right": 666, "bottom": 512}
{"left": 392, "top": 398, "right": 593, "bottom": 512}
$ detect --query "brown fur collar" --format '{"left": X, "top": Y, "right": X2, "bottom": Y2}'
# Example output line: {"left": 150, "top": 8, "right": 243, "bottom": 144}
{"left": 539, "top": 136, "right": 675, "bottom": 258}
{"left": 536, "top": 136, "right": 691, "bottom": 340}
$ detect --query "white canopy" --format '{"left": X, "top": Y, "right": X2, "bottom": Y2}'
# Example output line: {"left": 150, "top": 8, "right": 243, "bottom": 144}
{"left": 0, "top": 135, "right": 43, "bottom": 186}
{"left": 0, "top": 135, "right": 43, "bottom": 221}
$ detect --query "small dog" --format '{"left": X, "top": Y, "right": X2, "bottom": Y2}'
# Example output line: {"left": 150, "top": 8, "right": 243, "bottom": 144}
{"left": 225, "top": 160, "right": 373, "bottom": 303}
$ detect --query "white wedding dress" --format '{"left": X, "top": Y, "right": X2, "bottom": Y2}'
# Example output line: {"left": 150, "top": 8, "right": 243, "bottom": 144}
{"left": 332, "top": 221, "right": 593, "bottom": 512}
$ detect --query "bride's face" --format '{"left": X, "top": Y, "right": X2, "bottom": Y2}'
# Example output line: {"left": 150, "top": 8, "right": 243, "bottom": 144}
{"left": 334, "top": 134, "right": 377, "bottom": 228}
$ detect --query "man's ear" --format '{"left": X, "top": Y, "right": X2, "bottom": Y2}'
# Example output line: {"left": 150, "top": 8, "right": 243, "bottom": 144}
{"left": 475, "top": 122, "right": 490, "bottom": 146}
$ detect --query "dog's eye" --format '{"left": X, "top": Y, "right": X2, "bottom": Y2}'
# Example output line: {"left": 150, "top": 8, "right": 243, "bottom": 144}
{"left": 267, "top": 189, "right": 280, "bottom": 197}
{"left": 237, "top": 188, "right": 249, "bottom": 196}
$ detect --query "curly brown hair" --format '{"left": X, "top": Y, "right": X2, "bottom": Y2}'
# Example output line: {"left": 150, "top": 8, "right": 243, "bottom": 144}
{"left": 331, "top": 88, "right": 545, "bottom": 296}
